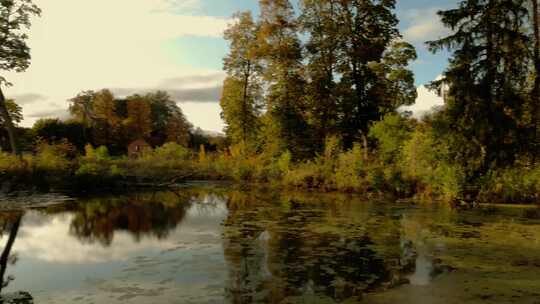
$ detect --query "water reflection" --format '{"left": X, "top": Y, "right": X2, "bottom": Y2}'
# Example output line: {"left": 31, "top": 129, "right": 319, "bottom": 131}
{"left": 0, "top": 212, "right": 34, "bottom": 303}
{"left": 0, "top": 187, "right": 539, "bottom": 303}
{"left": 222, "top": 191, "right": 417, "bottom": 303}
{"left": 69, "top": 192, "right": 192, "bottom": 246}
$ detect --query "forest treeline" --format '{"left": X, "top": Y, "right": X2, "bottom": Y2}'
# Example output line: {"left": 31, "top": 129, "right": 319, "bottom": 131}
{"left": 216, "top": 0, "right": 540, "bottom": 202}
{"left": 1, "top": 0, "right": 540, "bottom": 202}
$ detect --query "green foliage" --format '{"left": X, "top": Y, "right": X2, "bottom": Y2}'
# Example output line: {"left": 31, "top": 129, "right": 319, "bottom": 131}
{"left": 400, "top": 125, "right": 466, "bottom": 201}
{"left": 83, "top": 145, "right": 111, "bottom": 162}
{"left": 369, "top": 113, "right": 413, "bottom": 164}
{"left": 332, "top": 144, "right": 364, "bottom": 192}
{"left": 33, "top": 142, "right": 73, "bottom": 172}
{"left": 0, "top": 151, "right": 26, "bottom": 174}
{"left": 153, "top": 142, "right": 190, "bottom": 160}
{"left": 478, "top": 166, "right": 540, "bottom": 204}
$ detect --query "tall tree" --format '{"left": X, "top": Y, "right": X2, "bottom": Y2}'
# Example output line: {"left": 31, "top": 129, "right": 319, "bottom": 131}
{"left": 220, "top": 77, "right": 261, "bottom": 146}
{"left": 299, "top": 0, "right": 414, "bottom": 151}
{"left": 0, "top": 0, "right": 41, "bottom": 155}
{"left": 300, "top": 0, "right": 340, "bottom": 145}
{"left": 257, "top": 0, "right": 311, "bottom": 158}
{"left": 221, "top": 11, "right": 262, "bottom": 147}
{"left": 531, "top": 0, "right": 540, "bottom": 156}
{"left": 68, "top": 90, "right": 97, "bottom": 143}
{"left": 427, "top": 0, "right": 531, "bottom": 176}
{"left": 369, "top": 41, "right": 417, "bottom": 114}
{"left": 92, "top": 89, "right": 119, "bottom": 147}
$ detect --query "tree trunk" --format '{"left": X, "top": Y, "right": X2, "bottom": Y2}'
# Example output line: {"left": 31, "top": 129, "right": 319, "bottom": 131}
{"left": 0, "top": 87, "right": 20, "bottom": 157}
{"left": 0, "top": 215, "right": 22, "bottom": 292}
{"left": 361, "top": 131, "right": 368, "bottom": 161}
{"left": 241, "top": 62, "right": 251, "bottom": 146}
{"left": 533, "top": 0, "right": 540, "bottom": 95}
{"left": 532, "top": 0, "right": 540, "bottom": 161}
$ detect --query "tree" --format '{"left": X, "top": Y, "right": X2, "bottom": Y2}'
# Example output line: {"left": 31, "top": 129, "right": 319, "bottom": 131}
{"left": 68, "top": 90, "right": 97, "bottom": 143}
{"left": 220, "top": 77, "right": 261, "bottom": 148}
{"left": 530, "top": 0, "right": 540, "bottom": 158}
{"left": 369, "top": 41, "right": 417, "bottom": 114}
{"left": 300, "top": 0, "right": 340, "bottom": 145}
{"left": 92, "top": 89, "right": 120, "bottom": 147}
{"left": 165, "top": 115, "right": 191, "bottom": 146}
{"left": 32, "top": 118, "right": 86, "bottom": 151}
{"left": 332, "top": 0, "right": 402, "bottom": 147}
{"left": 0, "top": 0, "right": 41, "bottom": 155}
{"left": 221, "top": 11, "right": 262, "bottom": 148}
{"left": 0, "top": 99, "right": 23, "bottom": 151}
{"left": 126, "top": 95, "right": 152, "bottom": 140}
{"left": 257, "top": 0, "right": 312, "bottom": 158}
{"left": 145, "top": 91, "right": 191, "bottom": 146}
{"left": 427, "top": 0, "right": 531, "bottom": 176}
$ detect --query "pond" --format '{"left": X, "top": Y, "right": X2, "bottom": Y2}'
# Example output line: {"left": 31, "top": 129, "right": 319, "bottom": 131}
{"left": 1, "top": 184, "right": 540, "bottom": 303}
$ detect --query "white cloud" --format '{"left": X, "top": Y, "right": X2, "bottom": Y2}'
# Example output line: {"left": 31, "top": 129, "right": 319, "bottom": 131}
{"left": 4, "top": 203, "right": 228, "bottom": 264}
{"left": 402, "top": 8, "right": 449, "bottom": 43}
{"left": 401, "top": 85, "right": 445, "bottom": 119}
{"left": 3, "top": 0, "right": 229, "bottom": 131}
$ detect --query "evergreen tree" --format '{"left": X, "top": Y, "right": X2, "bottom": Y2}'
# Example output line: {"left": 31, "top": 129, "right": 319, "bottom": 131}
{"left": 427, "top": 0, "right": 531, "bottom": 176}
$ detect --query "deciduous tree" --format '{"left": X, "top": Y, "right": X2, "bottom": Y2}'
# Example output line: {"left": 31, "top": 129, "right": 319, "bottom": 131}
{"left": 0, "top": 0, "right": 40, "bottom": 155}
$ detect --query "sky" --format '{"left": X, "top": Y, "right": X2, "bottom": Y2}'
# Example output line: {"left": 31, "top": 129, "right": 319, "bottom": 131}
{"left": 3, "top": 0, "right": 459, "bottom": 132}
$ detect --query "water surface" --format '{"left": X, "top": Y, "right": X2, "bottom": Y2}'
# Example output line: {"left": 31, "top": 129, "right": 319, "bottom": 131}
{"left": 1, "top": 185, "right": 539, "bottom": 303}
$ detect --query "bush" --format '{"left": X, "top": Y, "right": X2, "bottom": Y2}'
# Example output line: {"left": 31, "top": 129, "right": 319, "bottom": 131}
{"left": 83, "top": 144, "right": 111, "bottom": 162}
{"left": 369, "top": 113, "right": 413, "bottom": 164}
{"left": 33, "top": 142, "right": 72, "bottom": 172}
{"left": 477, "top": 166, "right": 540, "bottom": 203}
{"left": 0, "top": 152, "right": 27, "bottom": 174}
{"left": 153, "top": 142, "right": 190, "bottom": 160}
{"left": 332, "top": 144, "right": 364, "bottom": 192}
{"left": 400, "top": 126, "right": 465, "bottom": 201}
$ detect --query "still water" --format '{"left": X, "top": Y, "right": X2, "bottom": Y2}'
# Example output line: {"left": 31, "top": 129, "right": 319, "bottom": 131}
{"left": 1, "top": 185, "right": 540, "bottom": 303}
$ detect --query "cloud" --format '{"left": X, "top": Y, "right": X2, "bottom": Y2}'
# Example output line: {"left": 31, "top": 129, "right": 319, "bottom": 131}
{"left": 112, "top": 72, "right": 225, "bottom": 103}
{"left": 400, "top": 85, "right": 444, "bottom": 119}
{"left": 10, "top": 93, "right": 48, "bottom": 105}
{"left": 161, "top": 72, "right": 226, "bottom": 88}
{"left": 3, "top": 0, "right": 229, "bottom": 131}
{"left": 112, "top": 85, "right": 222, "bottom": 103}
{"left": 26, "top": 108, "right": 70, "bottom": 120}
{"left": 402, "top": 8, "right": 449, "bottom": 43}
{"left": 6, "top": 204, "right": 228, "bottom": 264}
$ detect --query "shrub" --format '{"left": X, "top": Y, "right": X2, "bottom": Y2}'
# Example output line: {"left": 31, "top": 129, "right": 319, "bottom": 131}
{"left": 369, "top": 113, "right": 413, "bottom": 164}
{"left": 34, "top": 142, "right": 72, "bottom": 172}
{"left": 400, "top": 126, "right": 465, "bottom": 201}
{"left": 332, "top": 144, "right": 364, "bottom": 192}
{"left": 153, "top": 142, "right": 190, "bottom": 160}
{"left": 83, "top": 144, "right": 111, "bottom": 162}
{"left": 477, "top": 166, "right": 540, "bottom": 203}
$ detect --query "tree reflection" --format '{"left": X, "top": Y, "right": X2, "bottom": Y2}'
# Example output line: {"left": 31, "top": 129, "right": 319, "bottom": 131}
{"left": 223, "top": 191, "right": 418, "bottom": 303}
{"left": 0, "top": 212, "right": 33, "bottom": 303}
{"left": 69, "top": 191, "right": 193, "bottom": 246}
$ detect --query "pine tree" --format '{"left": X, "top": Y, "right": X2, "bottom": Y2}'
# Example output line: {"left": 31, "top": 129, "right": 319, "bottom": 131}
{"left": 427, "top": 0, "right": 531, "bottom": 175}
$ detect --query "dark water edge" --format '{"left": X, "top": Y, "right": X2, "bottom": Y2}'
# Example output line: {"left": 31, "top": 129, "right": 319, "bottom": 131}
{"left": 0, "top": 184, "right": 539, "bottom": 303}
